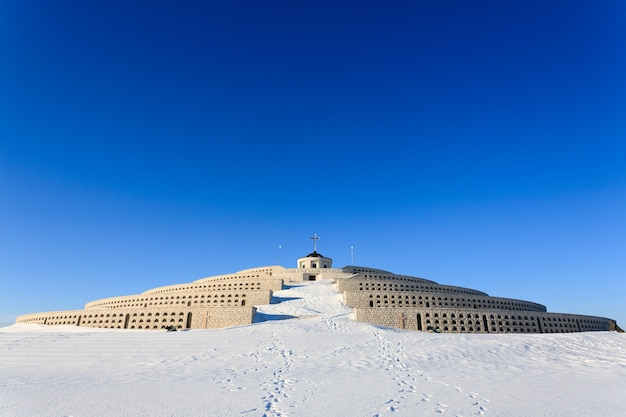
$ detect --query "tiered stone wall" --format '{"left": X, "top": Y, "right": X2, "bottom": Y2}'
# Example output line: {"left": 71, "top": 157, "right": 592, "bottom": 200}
{"left": 17, "top": 271, "right": 282, "bottom": 330}
{"left": 338, "top": 272, "right": 615, "bottom": 334}
{"left": 15, "top": 261, "right": 619, "bottom": 334}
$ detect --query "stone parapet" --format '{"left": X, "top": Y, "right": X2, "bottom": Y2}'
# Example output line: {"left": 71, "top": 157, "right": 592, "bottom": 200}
{"left": 150, "top": 277, "right": 283, "bottom": 293}
{"left": 344, "top": 290, "right": 547, "bottom": 312}
{"left": 279, "top": 268, "right": 351, "bottom": 282}
{"left": 85, "top": 289, "right": 272, "bottom": 310}
{"left": 16, "top": 310, "right": 84, "bottom": 326}
{"left": 336, "top": 277, "right": 488, "bottom": 296}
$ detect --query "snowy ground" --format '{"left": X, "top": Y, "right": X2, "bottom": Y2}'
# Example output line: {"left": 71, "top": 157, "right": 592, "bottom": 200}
{"left": 1, "top": 280, "right": 625, "bottom": 417}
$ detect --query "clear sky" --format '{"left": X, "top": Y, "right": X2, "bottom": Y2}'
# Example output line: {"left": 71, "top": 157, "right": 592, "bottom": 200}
{"left": 1, "top": 1, "right": 625, "bottom": 327}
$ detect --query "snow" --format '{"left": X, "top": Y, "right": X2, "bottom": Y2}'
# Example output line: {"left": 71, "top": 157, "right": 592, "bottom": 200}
{"left": 1, "top": 279, "right": 625, "bottom": 417}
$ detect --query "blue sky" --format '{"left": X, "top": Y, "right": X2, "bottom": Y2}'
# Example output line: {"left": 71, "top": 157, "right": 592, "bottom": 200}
{"left": 1, "top": 1, "right": 625, "bottom": 327}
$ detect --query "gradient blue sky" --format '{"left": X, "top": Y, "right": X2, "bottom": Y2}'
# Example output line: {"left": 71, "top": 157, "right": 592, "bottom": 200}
{"left": 1, "top": 1, "right": 625, "bottom": 327}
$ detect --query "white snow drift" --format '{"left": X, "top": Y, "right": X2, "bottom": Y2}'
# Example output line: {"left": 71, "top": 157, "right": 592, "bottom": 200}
{"left": 1, "top": 280, "right": 625, "bottom": 417}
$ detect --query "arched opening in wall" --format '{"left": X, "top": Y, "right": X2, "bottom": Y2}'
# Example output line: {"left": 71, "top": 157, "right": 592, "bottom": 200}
{"left": 417, "top": 313, "right": 423, "bottom": 331}
{"left": 241, "top": 300, "right": 246, "bottom": 306}
{"left": 124, "top": 314, "right": 130, "bottom": 329}
{"left": 76, "top": 316, "right": 82, "bottom": 327}
{"left": 425, "top": 301, "right": 430, "bottom": 308}
{"left": 186, "top": 313, "right": 192, "bottom": 329}
{"left": 482, "top": 315, "right": 489, "bottom": 333}
{"left": 369, "top": 300, "right": 374, "bottom": 307}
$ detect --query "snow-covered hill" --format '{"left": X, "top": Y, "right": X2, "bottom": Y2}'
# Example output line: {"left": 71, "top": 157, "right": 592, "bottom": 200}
{"left": 1, "top": 280, "right": 625, "bottom": 417}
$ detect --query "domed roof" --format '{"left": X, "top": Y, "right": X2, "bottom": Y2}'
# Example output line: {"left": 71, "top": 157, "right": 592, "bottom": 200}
{"left": 305, "top": 251, "right": 325, "bottom": 258}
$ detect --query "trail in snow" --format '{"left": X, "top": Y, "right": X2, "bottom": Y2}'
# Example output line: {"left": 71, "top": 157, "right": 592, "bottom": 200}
{"left": 1, "top": 279, "right": 625, "bottom": 417}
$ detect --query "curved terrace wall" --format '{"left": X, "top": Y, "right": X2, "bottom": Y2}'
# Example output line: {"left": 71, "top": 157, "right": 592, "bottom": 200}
{"left": 192, "top": 271, "right": 281, "bottom": 284}
{"left": 338, "top": 270, "right": 615, "bottom": 333}
{"left": 85, "top": 289, "right": 271, "bottom": 310}
{"left": 143, "top": 278, "right": 283, "bottom": 295}
{"left": 337, "top": 277, "right": 488, "bottom": 296}
{"left": 17, "top": 305, "right": 257, "bottom": 330}
{"left": 15, "top": 256, "right": 618, "bottom": 334}
{"left": 344, "top": 290, "right": 547, "bottom": 312}
{"left": 354, "top": 307, "right": 613, "bottom": 334}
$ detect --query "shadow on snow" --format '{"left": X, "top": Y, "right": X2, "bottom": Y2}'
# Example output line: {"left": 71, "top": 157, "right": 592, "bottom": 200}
{"left": 252, "top": 313, "right": 299, "bottom": 323}
{"left": 272, "top": 296, "right": 301, "bottom": 303}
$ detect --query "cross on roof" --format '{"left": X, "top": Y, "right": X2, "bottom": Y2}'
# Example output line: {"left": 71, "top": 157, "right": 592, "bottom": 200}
{"left": 310, "top": 233, "right": 320, "bottom": 252}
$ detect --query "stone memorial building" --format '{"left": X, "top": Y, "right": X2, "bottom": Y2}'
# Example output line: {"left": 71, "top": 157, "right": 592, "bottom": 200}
{"left": 17, "top": 237, "right": 620, "bottom": 334}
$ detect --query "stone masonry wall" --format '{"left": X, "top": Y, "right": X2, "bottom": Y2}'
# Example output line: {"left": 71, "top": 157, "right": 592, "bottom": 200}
{"left": 144, "top": 278, "right": 284, "bottom": 295}
{"left": 337, "top": 278, "right": 487, "bottom": 296}
{"left": 86, "top": 289, "right": 272, "bottom": 310}
{"left": 344, "top": 290, "right": 547, "bottom": 312}
{"left": 18, "top": 281, "right": 276, "bottom": 330}
{"left": 17, "top": 305, "right": 257, "bottom": 330}
{"left": 354, "top": 307, "right": 613, "bottom": 334}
